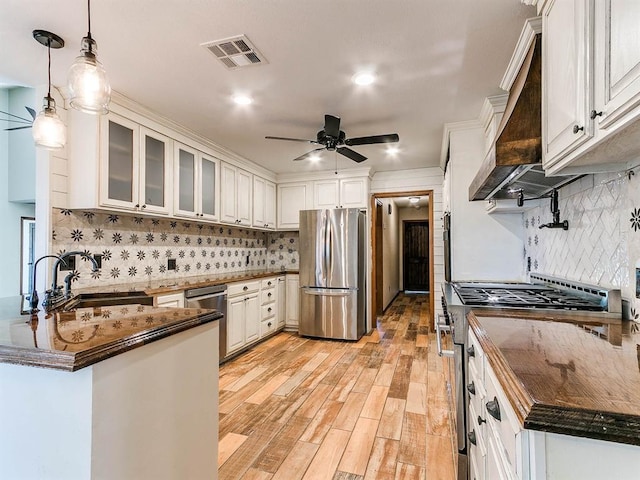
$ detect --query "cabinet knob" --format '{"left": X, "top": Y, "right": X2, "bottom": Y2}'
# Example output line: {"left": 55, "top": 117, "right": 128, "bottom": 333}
{"left": 477, "top": 415, "right": 486, "bottom": 425}
{"left": 467, "top": 381, "right": 476, "bottom": 395}
{"left": 572, "top": 124, "right": 584, "bottom": 134}
{"left": 243, "top": 286, "right": 248, "bottom": 291}
{"left": 590, "top": 110, "right": 603, "bottom": 120}
{"left": 268, "top": 292, "right": 272, "bottom": 297}
{"left": 141, "top": 204, "right": 146, "bottom": 209}
{"left": 268, "top": 307, "right": 272, "bottom": 312}
{"left": 486, "top": 397, "right": 501, "bottom": 421}
{"left": 135, "top": 204, "right": 140, "bottom": 208}
{"left": 467, "top": 345, "right": 475, "bottom": 357}
{"left": 267, "top": 281, "right": 272, "bottom": 286}
{"left": 468, "top": 430, "right": 477, "bottom": 446}
{"left": 268, "top": 322, "right": 272, "bottom": 327}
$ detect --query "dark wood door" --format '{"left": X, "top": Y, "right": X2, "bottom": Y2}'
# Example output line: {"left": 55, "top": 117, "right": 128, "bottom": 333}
{"left": 403, "top": 221, "right": 429, "bottom": 291}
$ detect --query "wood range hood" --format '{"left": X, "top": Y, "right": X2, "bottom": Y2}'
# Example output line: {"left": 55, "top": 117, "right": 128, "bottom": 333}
{"left": 469, "top": 32, "right": 577, "bottom": 202}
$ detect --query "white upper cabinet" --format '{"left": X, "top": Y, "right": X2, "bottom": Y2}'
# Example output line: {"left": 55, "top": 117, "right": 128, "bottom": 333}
{"left": 277, "top": 182, "right": 311, "bottom": 230}
{"left": 542, "top": 0, "right": 593, "bottom": 166}
{"left": 312, "top": 177, "right": 368, "bottom": 209}
{"left": 542, "top": 0, "right": 640, "bottom": 175}
{"left": 253, "top": 176, "right": 276, "bottom": 229}
{"left": 173, "top": 143, "right": 220, "bottom": 221}
{"left": 221, "top": 162, "right": 252, "bottom": 226}
{"left": 98, "top": 113, "right": 172, "bottom": 215}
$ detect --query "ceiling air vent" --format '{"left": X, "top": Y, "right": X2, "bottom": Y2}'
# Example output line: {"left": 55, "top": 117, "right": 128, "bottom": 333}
{"left": 201, "top": 35, "right": 267, "bottom": 69}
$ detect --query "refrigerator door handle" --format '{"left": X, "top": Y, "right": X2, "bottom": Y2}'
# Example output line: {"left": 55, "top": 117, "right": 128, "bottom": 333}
{"left": 302, "top": 287, "right": 354, "bottom": 297}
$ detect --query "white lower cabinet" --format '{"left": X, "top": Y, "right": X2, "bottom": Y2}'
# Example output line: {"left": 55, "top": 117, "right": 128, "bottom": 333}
{"left": 260, "top": 277, "right": 277, "bottom": 338}
{"left": 226, "top": 280, "right": 260, "bottom": 354}
{"left": 285, "top": 274, "right": 299, "bottom": 330}
{"left": 276, "top": 275, "right": 286, "bottom": 328}
{"left": 155, "top": 292, "right": 184, "bottom": 308}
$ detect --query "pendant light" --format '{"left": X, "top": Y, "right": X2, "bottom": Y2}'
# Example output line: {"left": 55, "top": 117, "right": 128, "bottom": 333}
{"left": 67, "top": 0, "right": 111, "bottom": 114}
{"left": 32, "top": 30, "right": 66, "bottom": 150}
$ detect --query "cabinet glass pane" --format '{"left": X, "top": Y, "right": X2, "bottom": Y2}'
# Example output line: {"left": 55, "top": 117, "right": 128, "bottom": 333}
{"left": 108, "top": 121, "right": 134, "bottom": 202}
{"left": 201, "top": 157, "right": 216, "bottom": 216}
{"left": 178, "top": 149, "right": 195, "bottom": 212}
{"left": 144, "top": 135, "right": 165, "bottom": 207}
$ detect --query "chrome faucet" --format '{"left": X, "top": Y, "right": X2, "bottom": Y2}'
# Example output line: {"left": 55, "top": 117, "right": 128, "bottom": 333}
{"left": 29, "top": 254, "right": 64, "bottom": 313}
{"left": 43, "top": 251, "right": 100, "bottom": 310}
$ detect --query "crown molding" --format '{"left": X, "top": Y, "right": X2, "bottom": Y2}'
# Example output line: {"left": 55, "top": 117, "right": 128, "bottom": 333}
{"left": 440, "top": 119, "right": 482, "bottom": 170}
{"left": 276, "top": 166, "right": 372, "bottom": 184}
{"left": 500, "top": 17, "right": 542, "bottom": 91}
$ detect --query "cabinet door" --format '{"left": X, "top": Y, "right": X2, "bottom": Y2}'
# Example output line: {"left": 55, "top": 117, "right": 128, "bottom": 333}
{"left": 244, "top": 293, "right": 260, "bottom": 343}
{"left": 542, "top": 0, "right": 593, "bottom": 167}
{"left": 264, "top": 180, "right": 276, "bottom": 229}
{"left": 139, "top": 127, "right": 171, "bottom": 215}
{"left": 314, "top": 180, "right": 339, "bottom": 209}
{"left": 236, "top": 168, "right": 253, "bottom": 226}
{"left": 220, "top": 163, "right": 237, "bottom": 224}
{"left": 253, "top": 176, "right": 266, "bottom": 227}
{"left": 174, "top": 143, "right": 199, "bottom": 218}
{"left": 227, "top": 296, "right": 246, "bottom": 354}
{"left": 199, "top": 154, "right": 219, "bottom": 221}
{"left": 340, "top": 178, "right": 368, "bottom": 209}
{"left": 276, "top": 276, "right": 286, "bottom": 327}
{"left": 278, "top": 183, "right": 309, "bottom": 229}
{"left": 594, "top": 0, "right": 640, "bottom": 128}
{"left": 100, "top": 114, "right": 139, "bottom": 210}
{"left": 155, "top": 292, "right": 184, "bottom": 308}
{"left": 285, "top": 275, "right": 299, "bottom": 329}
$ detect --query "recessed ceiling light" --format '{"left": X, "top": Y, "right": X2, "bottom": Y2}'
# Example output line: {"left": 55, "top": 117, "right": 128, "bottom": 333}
{"left": 352, "top": 72, "right": 375, "bottom": 86}
{"left": 386, "top": 145, "right": 399, "bottom": 156}
{"left": 409, "top": 196, "right": 420, "bottom": 204}
{"left": 232, "top": 94, "right": 253, "bottom": 105}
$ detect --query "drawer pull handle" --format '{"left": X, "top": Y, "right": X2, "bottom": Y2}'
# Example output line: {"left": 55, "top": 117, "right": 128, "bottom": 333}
{"left": 486, "top": 397, "right": 501, "bottom": 421}
{"left": 243, "top": 286, "right": 248, "bottom": 291}
{"left": 467, "top": 345, "right": 475, "bottom": 357}
{"left": 590, "top": 110, "right": 603, "bottom": 119}
{"left": 468, "top": 430, "right": 477, "bottom": 446}
{"left": 573, "top": 124, "right": 584, "bottom": 134}
{"left": 467, "top": 381, "right": 476, "bottom": 395}
{"left": 477, "top": 415, "right": 486, "bottom": 425}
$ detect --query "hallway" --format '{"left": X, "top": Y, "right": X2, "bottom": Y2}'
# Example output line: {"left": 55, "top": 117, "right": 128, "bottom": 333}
{"left": 218, "top": 293, "right": 456, "bottom": 479}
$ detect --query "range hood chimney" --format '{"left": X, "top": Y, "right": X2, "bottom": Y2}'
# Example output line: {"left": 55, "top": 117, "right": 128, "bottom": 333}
{"left": 469, "top": 31, "right": 542, "bottom": 201}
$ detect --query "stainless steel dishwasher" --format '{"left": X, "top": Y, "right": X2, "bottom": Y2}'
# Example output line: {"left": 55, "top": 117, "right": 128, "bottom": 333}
{"left": 184, "top": 284, "right": 228, "bottom": 361}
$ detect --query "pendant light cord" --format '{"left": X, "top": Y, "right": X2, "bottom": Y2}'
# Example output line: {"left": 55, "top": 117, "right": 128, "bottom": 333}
{"left": 87, "top": 0, "right": 92, "bottom": 38}
{"left": 47, "top": 38, "right": 51, "bottom": 98}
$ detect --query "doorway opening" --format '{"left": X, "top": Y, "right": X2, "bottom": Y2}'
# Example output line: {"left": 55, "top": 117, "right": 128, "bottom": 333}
{"left": 370, "top": 190, "right": 433, "bottom": 327}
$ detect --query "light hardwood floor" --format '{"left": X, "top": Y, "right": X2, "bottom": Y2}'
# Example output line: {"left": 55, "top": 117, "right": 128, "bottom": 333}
{"left": 218, "top": 293, "right": 456, "bottom": 480}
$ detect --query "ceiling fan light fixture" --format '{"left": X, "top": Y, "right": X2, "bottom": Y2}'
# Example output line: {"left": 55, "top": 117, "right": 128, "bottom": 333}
{"left": 32, "top": 29, "right": 66, "bottom": 150}
{"left": 67, "top": 0, "right": 111, "bottom": 114}
{"left": 352, "top": 72, "right": 375, "bottom": 86}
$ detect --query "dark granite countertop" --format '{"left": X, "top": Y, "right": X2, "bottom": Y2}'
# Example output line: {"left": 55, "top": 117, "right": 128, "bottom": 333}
{"left": 0, "top": 304, "right": 222, "bottom": 372}
{"left": 76, "top": 269, "right": 298, "bottom": 296}
{"left": 469, "top": 309, "right": 640, "bottom": 446}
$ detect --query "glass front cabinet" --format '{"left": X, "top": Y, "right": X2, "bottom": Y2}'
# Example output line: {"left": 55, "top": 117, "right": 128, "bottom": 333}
{"left": 99, "top": 113, "right": 172, "bottom": 215}
{"left": 173, "top": 142, "right": 220, "bottom": 221}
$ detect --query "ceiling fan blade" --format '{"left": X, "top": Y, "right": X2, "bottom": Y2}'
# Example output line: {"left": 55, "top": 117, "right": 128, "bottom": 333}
{"left": 337, "top": 147, "right": 367, "bottom": 163}
{"left": 265, "top": 136, "right": 319, "bottom": 144}
{"left": 293, "top": 147, "right": 325, "bottom": 162}
{"left": 345, "top": 133, "right": 399, "bottom": 146}
{"left": 324, "top": 114, "right": 341, "bottom": 138}
{"left": 25, "top": 106, "right": 36, "bottom": 120}
{"left": 0, "top": 109, "right": 33, "bottom": 123}
{"left": 4, "top": 125, "right": 32, "bottom": 131}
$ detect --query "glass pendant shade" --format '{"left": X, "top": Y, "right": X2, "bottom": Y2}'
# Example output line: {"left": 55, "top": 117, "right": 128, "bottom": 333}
{"left": 32, "top": 96, "right": 66, "bottom": 150}
{"left": 68, "top": 36, "right": 111, "bottom": 114}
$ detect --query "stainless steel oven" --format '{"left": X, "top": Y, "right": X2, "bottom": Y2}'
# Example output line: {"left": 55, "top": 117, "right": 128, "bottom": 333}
{"left": 440, "top": 275, "right": 622, "bottom": 480}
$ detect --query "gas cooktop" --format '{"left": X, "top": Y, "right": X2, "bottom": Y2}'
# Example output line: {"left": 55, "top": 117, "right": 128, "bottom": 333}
{"left": 452, "top": 282, "right": 606, "bottom": 311}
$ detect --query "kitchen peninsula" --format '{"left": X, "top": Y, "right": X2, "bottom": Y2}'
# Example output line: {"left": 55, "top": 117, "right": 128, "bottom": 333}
{"left": 0, "top": 302, "right": 221, "bottom": 479}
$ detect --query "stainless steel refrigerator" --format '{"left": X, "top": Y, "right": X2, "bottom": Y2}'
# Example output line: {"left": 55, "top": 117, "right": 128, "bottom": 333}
{"left": 299, "top": 208, "right": 366, "bottom": 340}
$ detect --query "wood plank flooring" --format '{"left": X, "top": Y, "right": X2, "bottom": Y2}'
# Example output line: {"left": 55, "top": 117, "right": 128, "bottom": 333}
{"left": 218, "top": 293, "right": 456, "bottom": 480}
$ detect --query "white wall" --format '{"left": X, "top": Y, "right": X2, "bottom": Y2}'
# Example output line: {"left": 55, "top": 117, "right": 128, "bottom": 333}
{"left": 371, "top": 167, "right": 444, "bottom": 318}
{"left": 381, "top": 198, "right": 399, "bottom": 308}
{"left": 398, "top": 206, "right": 429, "bottom": 290}
{"left": 446, "top": 124, "right": 525, "bottom": 282}
{"left": 7, "top": 87, "right": 36, "bottom": 203}
{"left": 0, "top": 88, "right": 36, "bottom": 307}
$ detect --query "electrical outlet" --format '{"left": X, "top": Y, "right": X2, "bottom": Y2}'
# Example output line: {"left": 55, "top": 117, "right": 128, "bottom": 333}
{"left": 168, "top": 258, "right": 176, "bottom": 270}
{"left": 60, "top": 255, "right": 75, "bottom": 271}
{"left": 93, "top": 254, "right": 102, "bottom": 269}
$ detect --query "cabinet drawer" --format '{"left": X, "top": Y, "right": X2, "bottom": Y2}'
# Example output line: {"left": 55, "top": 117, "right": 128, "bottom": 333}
{"left": 468, "top": 329, "right": 485, "bottom": 384}
{"left": 484, "top": 364, "right": 519, "bottom": 474}
{"left": 261, "top": 303, "right": 276, "bottom": 320}
{"left": 261, "top": 288, "right": 275, "bottom": 305}
{"left": 228, "top": 280, "right": 260, "bottom": 297}
{"left": 486, "top": 430, "right": 514, "bottom": 480}
{"left": 467, "top": 359, "right": 486, "bottom": 423}
{"left": 469, "top": 399, "right": 487, "bottom": 457}
{"left": 261, "top": 277, "right": 277, "bottom": 289}
{"left": 261, "top": 317, "right": 277, "bottom": 337}
{"left": 469, "top": 440, "right": 485, "bottom": 480}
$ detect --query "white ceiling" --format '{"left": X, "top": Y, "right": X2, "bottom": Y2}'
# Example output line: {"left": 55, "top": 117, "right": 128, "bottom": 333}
{"left": 0, "top": 0, "right": 535, "bottom": 175}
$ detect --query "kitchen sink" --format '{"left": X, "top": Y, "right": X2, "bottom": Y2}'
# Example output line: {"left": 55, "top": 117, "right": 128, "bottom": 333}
{"left": 61, "top": 292, "right": 153, "bottom": 311}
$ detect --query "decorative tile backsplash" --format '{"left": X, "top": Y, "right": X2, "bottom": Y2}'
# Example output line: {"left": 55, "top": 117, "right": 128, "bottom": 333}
{"left": 52, "top": 209, "right": 298, "bottom": 289}
{"left": 523, "top": 171, "right": 640, "bottom": 304}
